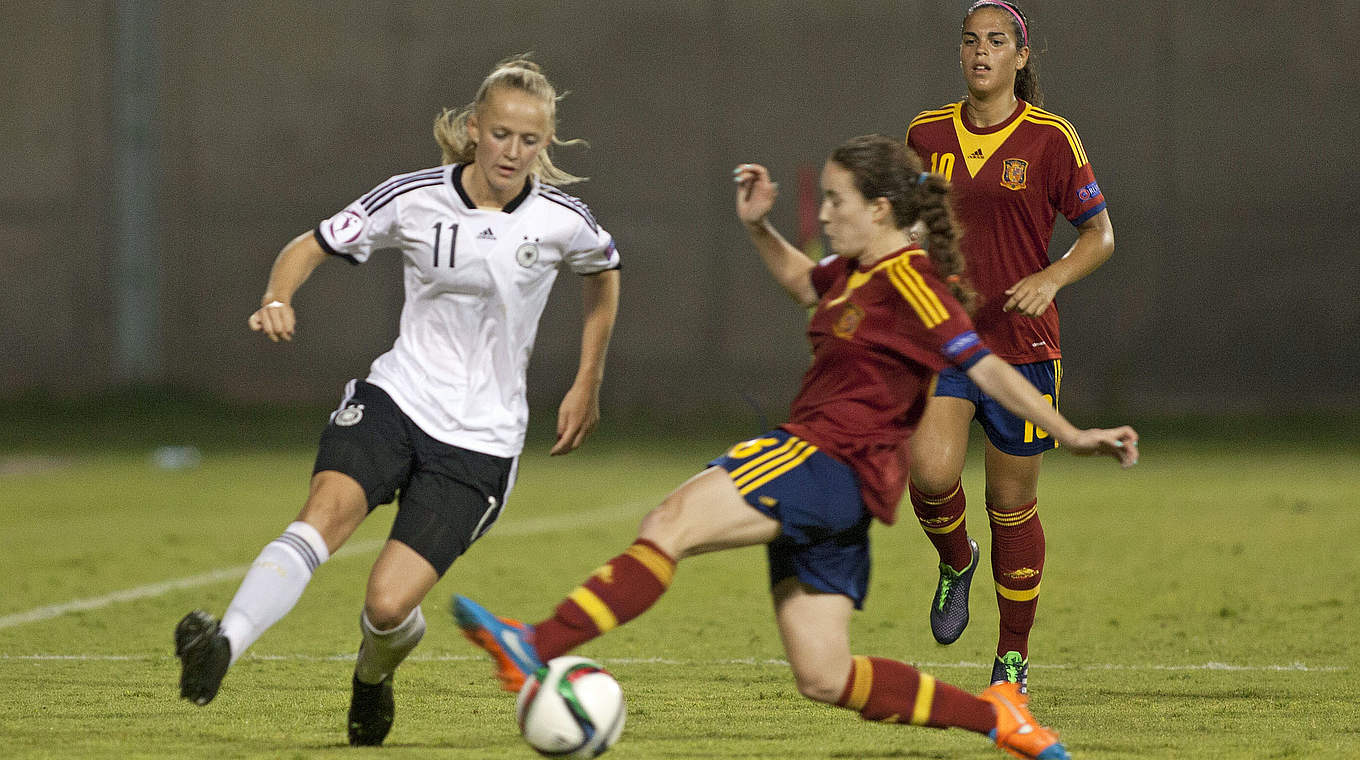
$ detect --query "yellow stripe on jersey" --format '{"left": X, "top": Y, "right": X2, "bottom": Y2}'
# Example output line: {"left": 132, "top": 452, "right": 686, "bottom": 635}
{"left": 996, "top": 581, "right": 1041, "bottom": 602}
{"left": 624, "top": 542, "right": 675, "bottom": 588}
{"left": 568, "top": 587, "right": 618, "bottom": 632}
{"left": 887, "top": 258, "right": 949, "bottom": 328}
{"left": 1024, "top": 108, "right": 1089, "bottom": 167}
{"left": 846, "top": 655, "right": 874, "bottom": 711}
{"left": 825, "top": 253, "right": 919, "bottom": 307}
{"left": 1027, "top": 107, "right": 1089, "bottom": 164}
{"left": 910, "top": 673, "right": 937, "bottom": 726}
{"left": 736, "top": 441, "right": 818, "bottom": 495}
{"left": 908, "top": 105, "right": 958, "bottom": 132}
{"left": 728, "top": 437, "right": 798, "bottom": 479}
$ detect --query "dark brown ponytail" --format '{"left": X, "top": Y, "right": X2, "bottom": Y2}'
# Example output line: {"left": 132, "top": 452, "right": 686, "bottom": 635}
{"left": 913, "top": 173, "right": 978, "bottom": 313}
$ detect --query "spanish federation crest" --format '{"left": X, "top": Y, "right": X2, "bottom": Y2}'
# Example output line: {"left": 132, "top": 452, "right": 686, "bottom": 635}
{"left": 833, "top": 303, "right": 865, "bottom": 338}
{"left": 1000, "top": 158, "right": 1028, "bottom": 191}
{"left": 515, "top": 241, "right": 540, "bottom": 267}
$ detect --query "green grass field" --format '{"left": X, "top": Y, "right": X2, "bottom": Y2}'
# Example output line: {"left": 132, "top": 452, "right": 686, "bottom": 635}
{"left": 1, "top": 396, "right": 1357, "bottom": 759}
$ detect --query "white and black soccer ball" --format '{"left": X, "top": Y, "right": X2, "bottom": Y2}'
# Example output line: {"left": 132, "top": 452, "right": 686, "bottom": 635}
{"left": 516, "top": 656, "right": 626, "bottom": 758}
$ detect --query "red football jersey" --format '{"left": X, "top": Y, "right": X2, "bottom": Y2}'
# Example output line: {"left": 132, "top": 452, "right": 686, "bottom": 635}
{"left": 906, "top": 100, "right": 1106, "bottom": 363}
{"left": 781, "top": 248, "right": 990, "bottom": 524}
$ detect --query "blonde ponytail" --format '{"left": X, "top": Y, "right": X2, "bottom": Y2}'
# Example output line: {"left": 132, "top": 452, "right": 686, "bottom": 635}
{"left": 432, "top": 55, "right": 587, "bottom": 185}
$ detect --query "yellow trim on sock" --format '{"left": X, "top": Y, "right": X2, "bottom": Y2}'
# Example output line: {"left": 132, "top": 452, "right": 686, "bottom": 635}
{"left": 921, "top": 512, "right": 966, "bottom": 535}
{"left": 995, "top": 581, "right": 1041, "bottom": 602}
{"left": 987, "top": 504, "right": 1038, "bottom": 526}
{"left": 625, "top": 543, "right": 676, "bottom": 588}
{"left": 568, "top": 587, "right": 618, "bottom": 633}
{"left": 846, "top": 655, "right": 873, "bottom": 711}
{"left": 917, "top": 481, "right": 962, "bottom": 506}
{"left": 910, "top": 673, "right": 936, "bottom": 726}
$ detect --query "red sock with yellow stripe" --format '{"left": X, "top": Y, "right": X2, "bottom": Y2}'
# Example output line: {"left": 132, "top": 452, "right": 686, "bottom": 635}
{"left": 532, "top": 539, "right": 676, "bottom": 661}
{"left": 836, "top": 656, "right": 994, "bottom": 733}
{"left": 910, "top": 479, "right": 973, "bottom": 571}
{"left": 988, "top": 499, "right": 1045, "bottom": 658}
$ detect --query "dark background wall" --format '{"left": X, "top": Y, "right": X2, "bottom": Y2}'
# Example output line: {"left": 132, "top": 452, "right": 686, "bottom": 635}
{"left": 4, "top": 1, "right": 1357, "bottom": 423}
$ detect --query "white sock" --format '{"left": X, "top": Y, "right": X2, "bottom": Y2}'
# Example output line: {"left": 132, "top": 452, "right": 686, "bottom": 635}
{"left": 219, "top": 521, "right": 330, "bottom": 665}
{"left": 354, "top": 606, "right": 426, "bottom": 685}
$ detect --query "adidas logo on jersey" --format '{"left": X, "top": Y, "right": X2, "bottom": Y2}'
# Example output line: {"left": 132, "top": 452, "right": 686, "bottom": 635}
{"left": 477, "top": 227, "right": 496, "bottom": 240}
{"left": 968, "top": 149, "right": 985, "bottom": 159}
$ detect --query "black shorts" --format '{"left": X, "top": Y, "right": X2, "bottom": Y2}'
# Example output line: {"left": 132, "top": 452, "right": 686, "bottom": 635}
{"left": 313, "top": 379, "right": 516, "bottom": 576}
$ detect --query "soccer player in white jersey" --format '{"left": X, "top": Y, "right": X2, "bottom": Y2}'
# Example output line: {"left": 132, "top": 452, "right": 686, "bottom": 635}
{"left": 174, "top": 56, "right": 622, "bottom": 746}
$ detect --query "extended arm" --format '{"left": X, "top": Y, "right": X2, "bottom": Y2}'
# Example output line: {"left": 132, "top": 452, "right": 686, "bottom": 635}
{"left": 552, "top": 267, "right": 621, "bottom": 455}
{"left": 965, "top": 353, "right": 1138, "bottom": 467}
{"left": 734, "top": 163, "right": 818, "bottom": 307}
{"left": 247, "top": 231, "right": 331, "bottom": 342}
{"left": 1003, "top": 208, "right": 1114, "bottom": 317}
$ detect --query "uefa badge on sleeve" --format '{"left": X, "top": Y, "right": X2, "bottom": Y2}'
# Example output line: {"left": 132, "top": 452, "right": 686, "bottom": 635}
{"left": 330, "top": 210, "right": 365, "bottom": 243}
{"left": 516, "top": 241, "right": 540, "bottom": 267}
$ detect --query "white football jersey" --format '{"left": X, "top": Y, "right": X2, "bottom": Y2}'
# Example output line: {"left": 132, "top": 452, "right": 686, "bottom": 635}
{"left": 314, "top": 164, "right": 620, "bottom": 457}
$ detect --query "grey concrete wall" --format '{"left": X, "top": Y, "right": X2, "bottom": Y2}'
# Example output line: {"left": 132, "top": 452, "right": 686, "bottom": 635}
{"left": 3, "top": 1, "right": 1356, "bottom": 420}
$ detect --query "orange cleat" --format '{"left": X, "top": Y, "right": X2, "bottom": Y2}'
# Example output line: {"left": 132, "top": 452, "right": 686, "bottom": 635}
{"left": 452, "top": 595, "right": 544, "bottom": 692}
{"left": 980, "top": 681, "right": 1070, "bottom": 760}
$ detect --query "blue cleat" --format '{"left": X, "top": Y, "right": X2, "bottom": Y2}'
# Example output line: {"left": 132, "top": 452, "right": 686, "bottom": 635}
{"left": 452, "top": 594, "right": 543, "bottom": 692}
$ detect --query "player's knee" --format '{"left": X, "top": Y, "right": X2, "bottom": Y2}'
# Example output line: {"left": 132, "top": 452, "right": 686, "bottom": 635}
{"left": 911, "top": 465, "right": 960, "bottom": 497}
{"left": 637, "top": 500, "right": 686, "bottom": 556}
{"left": 789, "top": 662, "right": 846, "bottom": 705}
{"left": 983, "top": 483, "right": 1037, "bottom": 511}
{"left": 363, "top": 595, "right": 416, "bottom": 631}
{"left": 792, "top": 671, "right": 844, "bottom": 705}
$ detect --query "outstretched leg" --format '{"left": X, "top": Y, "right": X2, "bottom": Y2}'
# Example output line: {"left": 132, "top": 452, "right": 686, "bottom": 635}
{"left": 175, "top": 470, "right": 366, "bottom": 705}
{"left": 454, "top": 466, "right": 779, "bottom": 690}
{"left": 773, "top": 579, "right": 1067, "bottom": 759}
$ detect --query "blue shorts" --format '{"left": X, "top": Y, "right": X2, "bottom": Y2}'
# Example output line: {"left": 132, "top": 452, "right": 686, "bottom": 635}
{"left": 707, "top": 430, "right": 872, "bottom": 609}
{"left": 933, "top": 359, "right": 1062, "bottom": 457}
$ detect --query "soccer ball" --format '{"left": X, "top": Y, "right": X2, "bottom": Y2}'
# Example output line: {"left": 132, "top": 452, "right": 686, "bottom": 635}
{"left": 516, "top": 656, "right": 626, "bottom": 758}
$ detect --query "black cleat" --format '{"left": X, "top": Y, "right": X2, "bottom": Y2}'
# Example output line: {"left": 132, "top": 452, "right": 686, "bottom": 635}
{"left": 929, "top": 537, "right": 979, "bottom": 645}
{"left": 175, "top": 610, "right": 231, "bottom": 705}
{"left": 348, "top": 674, "right": 395, "bottom": 746}
{"left": 990, "top": 650, "right": 1030, "bottom": 695}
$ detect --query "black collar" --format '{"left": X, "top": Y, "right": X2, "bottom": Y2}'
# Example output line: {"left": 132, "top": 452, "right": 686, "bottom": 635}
{"left": 452, "top": 164, "right": 534, "bottom": 213}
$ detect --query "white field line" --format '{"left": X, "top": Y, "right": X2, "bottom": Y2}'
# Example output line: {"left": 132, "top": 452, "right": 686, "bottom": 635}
{"left": 0, "top": 653, "right": 1344, "bottom": 672}
{"left": 0, "top": 501, "right": 647, "bottom": 631}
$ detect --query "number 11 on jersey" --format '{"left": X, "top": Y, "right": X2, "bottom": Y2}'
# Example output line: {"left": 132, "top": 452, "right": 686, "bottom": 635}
{"left": 432, "top": 221, "right": 458, "bottom": 268}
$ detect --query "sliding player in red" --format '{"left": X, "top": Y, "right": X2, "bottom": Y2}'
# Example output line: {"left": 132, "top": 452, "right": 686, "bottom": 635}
{"left": 456, "top": 135, "right": 1137, "bottom": 759}
{"left": 905, "top": 1, "right": 1117, "bottom": 693}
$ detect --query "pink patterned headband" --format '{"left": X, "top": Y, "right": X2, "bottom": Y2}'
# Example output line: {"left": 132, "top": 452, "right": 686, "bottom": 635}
{"left": 966, "top": 1, "right": 1029, "bottom": 48}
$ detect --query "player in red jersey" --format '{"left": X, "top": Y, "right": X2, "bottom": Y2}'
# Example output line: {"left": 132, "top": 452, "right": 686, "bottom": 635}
{"left": 453, "top": 135, "right": 1137, "bottom": 759}
{"left": 903, "top": 1, "right": 1118, "bottom": 692}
